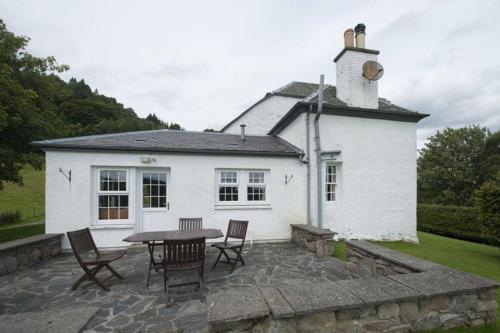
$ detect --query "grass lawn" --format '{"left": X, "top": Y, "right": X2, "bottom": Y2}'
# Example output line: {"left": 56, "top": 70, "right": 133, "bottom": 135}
{"left": 0, "top": 224, "right": 45, "bottom": 244}
{"left": 375, "top": 231, "right": 500, "bottom": 333}
{"left": 0, "top": 166, "right": 45, "bottom": 226}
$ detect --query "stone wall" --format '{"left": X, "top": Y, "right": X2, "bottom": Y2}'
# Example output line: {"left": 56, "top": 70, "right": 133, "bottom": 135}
{"left": 0, "top": 234, "right": 63, "bottom": 276}
{"left": 207, "top": 241, "right": 499, "bottom": 332}
{"left": 290, "top": 224, "right": 335, "bottom": 257}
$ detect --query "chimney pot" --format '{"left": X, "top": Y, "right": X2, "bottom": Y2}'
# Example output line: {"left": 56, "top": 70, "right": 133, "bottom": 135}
{"left": 240, "top": 124, "right": 246, "bottom": 141}
{"left": 344, "top": 29, "right": 354, "bottom": 48}
{"left": 354, "top": 23, "right": 366, "bottom": 48}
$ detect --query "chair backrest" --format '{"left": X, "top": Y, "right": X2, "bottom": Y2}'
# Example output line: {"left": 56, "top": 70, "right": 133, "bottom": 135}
{"left": 225, "top": 219, "right": 248, "bottom": 243}
{"left": 67, "top": 228, "right": 99, "bottom": 262}
{"left": 179, "top": 217, "right": 203, "bottom": 231}
{"left": 163, "top": 237, "right": 206, "bottom": 267}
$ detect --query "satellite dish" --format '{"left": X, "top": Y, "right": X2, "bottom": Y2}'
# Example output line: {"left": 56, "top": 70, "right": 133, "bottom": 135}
{"left": 362, "top": 60, "right": 384, "bottom": 81}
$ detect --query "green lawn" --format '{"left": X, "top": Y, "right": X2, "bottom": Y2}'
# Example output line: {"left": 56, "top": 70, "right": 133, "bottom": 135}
{"left": 375, "top": 231, "right": 500, "bottom": 333}
{"left": 0, "top": 224, "right": 45, "bottom": 244}
{"left": 0, "top": 166, "right": 45, "bottom": 226}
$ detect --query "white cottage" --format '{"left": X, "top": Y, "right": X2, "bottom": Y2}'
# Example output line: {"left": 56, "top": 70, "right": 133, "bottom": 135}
{"left": 34, "top": 24, "right": 428, "bottom": 249}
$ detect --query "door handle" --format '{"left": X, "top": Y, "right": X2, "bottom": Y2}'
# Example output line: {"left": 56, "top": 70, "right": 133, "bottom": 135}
{"left": 167, "top": 202, "right": 170, "bottom": 210}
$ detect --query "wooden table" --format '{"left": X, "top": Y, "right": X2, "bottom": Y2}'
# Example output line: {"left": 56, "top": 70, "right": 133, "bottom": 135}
{"left": 123, "top": 229, "right": 224, "bottom": 286}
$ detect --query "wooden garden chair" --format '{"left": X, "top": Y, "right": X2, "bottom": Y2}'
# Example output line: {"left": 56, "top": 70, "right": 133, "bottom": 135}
{"left": 211, "top": 220, "right": 248, "bottom": 273}
{"left": 179, "top": 217, "right": 203, "bottom": 231}
{"left": 67, "top": 228, "right": 125, "bottom": 291}
{"left": 163, "top": 237, "right": 206, "bottom": 304}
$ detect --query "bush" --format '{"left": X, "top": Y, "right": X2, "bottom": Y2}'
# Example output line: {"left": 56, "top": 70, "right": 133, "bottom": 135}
{"left": 0, "top": 210, "right": 22, "bottom": 225}
{"left": 417, "top": 204, "right": 499, "bottom": 246}
{"left": 474, "top": 181, "right": 500, "bottom": 246}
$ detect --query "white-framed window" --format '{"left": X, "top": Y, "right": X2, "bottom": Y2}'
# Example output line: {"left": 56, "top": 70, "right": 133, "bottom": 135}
{"left": 97, "top": 169, "right": 130, "bottom": 221}
{"left": 216, "top": 169, "right": 269, "bottom": 206}
{"left": 142, "top": 172, "right": 167, "bottom": 209}
{"left": 325, "top": 165, "right": 337, "bottom": 202}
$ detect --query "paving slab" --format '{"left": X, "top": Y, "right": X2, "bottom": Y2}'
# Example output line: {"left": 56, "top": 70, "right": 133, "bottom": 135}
{"left": 259, "top": 287, "right": 295, "bottom": 318}
{"left": 278, "top": 282, "right": 364, "bottom": 315}
{"left": 0, "top": 305, "right": 99, "bottom": 333}
{"left": 207, "top": 285, "right": 269, "bottom": 325}
{"left": 337, "top": 276, "right": 422, "bottom": 305}
{"left": 388, "top": 271, "right": 498, "bottom": 297}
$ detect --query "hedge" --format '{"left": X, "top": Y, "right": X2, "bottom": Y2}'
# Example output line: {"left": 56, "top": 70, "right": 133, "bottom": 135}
{"left": 417, "top": 204, "right": 499, "bottom": 246}
{"left": 0, "top": 210, "right": 21, "bottom": 226}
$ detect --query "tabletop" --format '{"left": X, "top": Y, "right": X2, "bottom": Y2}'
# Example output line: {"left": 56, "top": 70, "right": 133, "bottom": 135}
{"left": 123, "top": 228, "right": 224, "bottom": 243}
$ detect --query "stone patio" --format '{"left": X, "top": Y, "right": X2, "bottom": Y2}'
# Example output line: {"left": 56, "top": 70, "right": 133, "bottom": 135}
{"left": 0, "top": 242, "right": 356, "bottom": 332}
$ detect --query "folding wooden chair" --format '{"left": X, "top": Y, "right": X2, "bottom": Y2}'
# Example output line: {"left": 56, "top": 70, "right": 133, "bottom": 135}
{"left": 163, "top": 237, "right": 206, "bottom": 304}
{"left": 179, "top": 217, "right": 203, "bottom": 231}
{"left": 67, "top": 228, "right": 125, "bottom": 291}
{"left": 211, "top": 220, "right": 248, "bottom": 273}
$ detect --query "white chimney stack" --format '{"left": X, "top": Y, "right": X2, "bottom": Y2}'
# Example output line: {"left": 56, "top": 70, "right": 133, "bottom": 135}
{"left": 334, "top": 23, "right": 380, "bottom": 109}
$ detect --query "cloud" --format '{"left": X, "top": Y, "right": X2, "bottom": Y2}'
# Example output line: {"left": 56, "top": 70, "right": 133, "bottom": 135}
{"left": 1, "top": 0, "right": 499, "bottom": 147}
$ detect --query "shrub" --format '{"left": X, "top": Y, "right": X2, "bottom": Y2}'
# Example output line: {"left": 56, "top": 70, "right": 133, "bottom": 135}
{"left": 474, "top": 181, "right": 500, "bottom": 246}
{"left": 417, "top": 204, "right": 499, "bottom": 246}
{"left": 0, "top": 210, "right": 22, "bottom": 225}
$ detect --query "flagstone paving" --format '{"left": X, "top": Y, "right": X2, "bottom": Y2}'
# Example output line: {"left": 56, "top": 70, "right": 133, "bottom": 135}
{"left": 0, "top": 242, "right": 356, "bottom": 332}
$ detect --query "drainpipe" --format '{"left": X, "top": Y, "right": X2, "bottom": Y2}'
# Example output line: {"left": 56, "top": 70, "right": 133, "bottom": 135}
{"left": 314, "top": 75, "right": 325, "bottom": 228}
{"left": 305, "top": 105, "right": 312, "bottom": 225}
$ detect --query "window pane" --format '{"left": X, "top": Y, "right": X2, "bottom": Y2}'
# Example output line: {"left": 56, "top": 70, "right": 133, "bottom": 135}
{"left": 248, "top": 186, "right": 266, "bottom": 201}
{"left": 151, "top": 185, "right": 159, "bottom": 196}
{"left": 119, "top": 208, "right": 128, "bottom": 219}
{"left": 143, "top": 173, "right": 151, "bottom": 185}
{"left": 143, "top": 185, "right": 150, "bottom": 196}
{"left": 108, "top": 208, "right": 119, "bottom": 219}
{"left": 249, "top": 171, "right": 265, "bottom": 184}
{"left": 100, "top": 170, "right": 109, "bottom": 182}
{"left": 219, "top": 186, "right": 238, "bottom": 201}
{"left": 220, "top": 171, "right": 237, "bottom": 184}
{"left": 119, "top": 195, "right": 128, "bottom": 207}
{"left": 99, "top": 208, "right": 108, "bottom": 220}
{"left": 159, "top": 173, "right": 166, "bottom": 184}
{"left": 109, "top": 171, "right": 118, "bottom": 182}
{"left": 100, "top": 181, "right": 108, "bottom": 191}
{"left": 119, "top": 181, "right": 126, "bottom": 191}
{"left": 109, "top": 195, "right": 119, "bottom": 207}
{"left": 143, "top": 196, "right": 151, "bottom": 208}
{"left": 151, "top": 197, "right": 159, "bottom": 207}
{"left": 159, "top": 185, "right": 166, "bottom": 196}
{"left": 159, "top": 197, "right": 167, "bottom": 208}
{"left": 118, "top": 171, "right": 126, "bottom": 182}
{"left": 151, "top": 173, "right": 159, "bottom": 184}
{"left": 99, "top": 195, "right": 108, "bottom": 208}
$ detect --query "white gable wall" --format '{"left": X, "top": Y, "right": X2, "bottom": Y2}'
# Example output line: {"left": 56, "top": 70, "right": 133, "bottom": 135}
{"left": 279, "top": 114, "right": 418, "bottom": 241}
{"left": 45, "top": 150, "right": 306, "bottom": 249}
{"left": 222, "top": 95, "right": 301, "bottom": 135}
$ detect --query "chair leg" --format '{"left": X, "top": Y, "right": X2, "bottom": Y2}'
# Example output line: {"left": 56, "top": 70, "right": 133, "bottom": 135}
{"left": 212, "top": 250, "right": 223, "bottom": 269}
{"left": 146, "top": 259, "right": 152, "bottom": 287}
{"left": 198, "top": 269, "right": 203, "bottom": 302}
{"left": 71, "top": 273, "right": 90, "bottom": 290}
{"left": 89, "top": 264, "right": 110, "bottom": 291}
{"left": 105, "top": 264, "right": 123, "bottom": 280}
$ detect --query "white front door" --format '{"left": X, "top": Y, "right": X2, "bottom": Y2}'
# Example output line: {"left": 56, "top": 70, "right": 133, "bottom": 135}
{"left": 138, "top": 170, "right": 170, "bottom": 231}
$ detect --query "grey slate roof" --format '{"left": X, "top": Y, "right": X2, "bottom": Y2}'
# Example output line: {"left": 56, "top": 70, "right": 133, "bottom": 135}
{"left": 32, "top": 130, "right": 303, "bottom": 157}
{"left": 221, "top": 81, "right": 428, "bottom": 133}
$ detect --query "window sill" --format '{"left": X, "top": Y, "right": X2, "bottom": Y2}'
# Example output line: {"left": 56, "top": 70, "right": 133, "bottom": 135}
{"left": 214, "top": 205, "right": 272, "bottom": 210}
{"left": 90, "top": 224, "right": 135, "bottom": 230}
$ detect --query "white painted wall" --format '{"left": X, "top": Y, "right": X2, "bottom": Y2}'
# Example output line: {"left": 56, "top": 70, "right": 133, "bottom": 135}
{"left": 279, "top": 114, "right": 418, "bottom": 242}
{"left": 45, "top": 150, "right": 306, "bottom": 249}
{"left": 336, "top": 50, "right": 379, "bottom": 109}
{"left": 222, "top": 95, "right": 301, "bottom": 135}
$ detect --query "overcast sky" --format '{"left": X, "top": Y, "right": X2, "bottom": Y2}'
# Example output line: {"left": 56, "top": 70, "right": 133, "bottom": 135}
{"left": 1, "top": 0, "right": 499, "bottom": 148}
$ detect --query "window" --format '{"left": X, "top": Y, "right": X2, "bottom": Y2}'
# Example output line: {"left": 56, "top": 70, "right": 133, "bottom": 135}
{"left": 218, "top": 171, "right": 239, "bottom": 201}
{"left": 142, "top": 172, "right": 167, "bottom": 208}
{"left": 325, "top": 165, "right": 337, "bottom": 202}
{"left": 98, "top": 169, "right": 129, "bottom": 220}
{"left": 216, "top": 169, "right": 269, "bottom": 206}
{"left": 247, "top": 171, "right": 266, "bottom": 201}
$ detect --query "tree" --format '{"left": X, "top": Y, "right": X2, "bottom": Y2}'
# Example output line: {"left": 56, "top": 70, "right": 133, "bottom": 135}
{"left": 0, "top": 19, "right": 69, "bottom": 189}
{"left": 478, "top": 131, "right": 500, "bottom": 183}
{"left": 417, "top": 125, "right": 489, "bottom": 206}
{"left": 474, "top": 181, "right": 500, "bottom": 245}
{"left": 203, "top": 128, "right": 217, "bottom": 132}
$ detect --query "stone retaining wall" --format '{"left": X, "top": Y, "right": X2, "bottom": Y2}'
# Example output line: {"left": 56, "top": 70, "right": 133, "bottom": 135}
{"left": 290, "top": 224, "right": 335, "bottom": 257}
{"left": 0, "top": 234, "right": 63, "bottom": 276}
{"left": 207, "top": 241, "right": 499, "bottom": 332}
